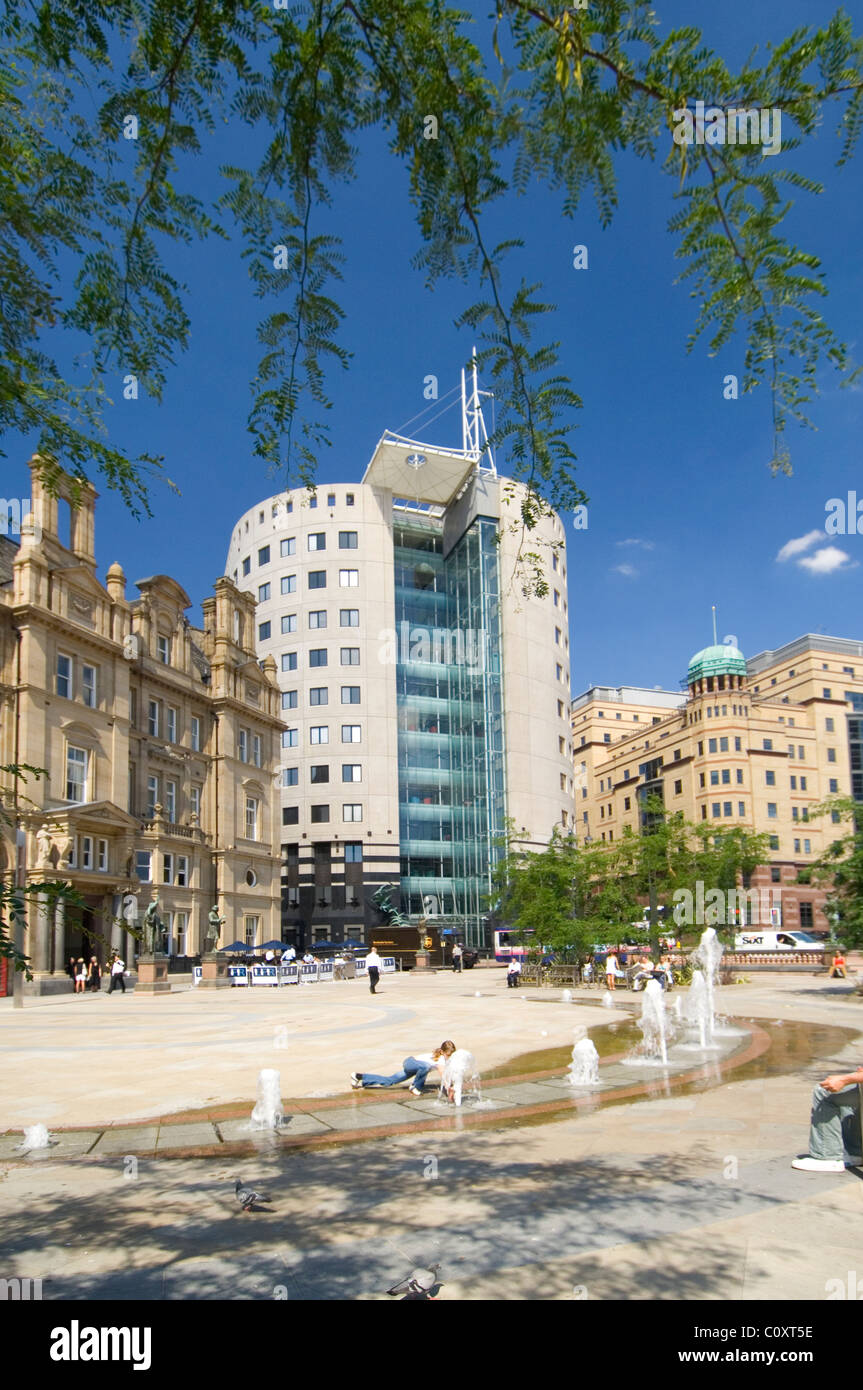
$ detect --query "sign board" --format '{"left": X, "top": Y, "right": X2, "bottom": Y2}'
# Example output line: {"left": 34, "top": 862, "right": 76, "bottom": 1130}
{"left": 279, "top": 965, "right": 299, "bottom": 985}
{"left": 251, "top": 965, "right": 278, "bottom": 986}
{"left": 300, "top": 963, "right": 318, "bottom": 983}
{"left": 381, "top": 957, "right": 396, "bottom": 973}
{"left": 318, "top": 961, "right": 334, "bottom": 982}
{"left": 228, "top": 965, "right": 249, "bottom": 986}
{"left": 192, "top": 966, "right": 202, "bottom": 986}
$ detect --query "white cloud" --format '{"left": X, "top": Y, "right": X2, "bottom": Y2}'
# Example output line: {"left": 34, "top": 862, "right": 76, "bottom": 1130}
{"left": 775, "top": 530, "right": 824, "bottom": 563}
{"left": 797, "top": 546, "right": 855, "bottom": 575}
{"left": 616, "top": 538, "right": 654, "bottom": 550}
{"left": 612, "top": 563, "right": 638, "bottom": 578}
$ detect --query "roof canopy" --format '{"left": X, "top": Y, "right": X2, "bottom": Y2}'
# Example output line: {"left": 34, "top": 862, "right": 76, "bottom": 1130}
{"left": 687, "top": 642, "right": 747, "bottom": 684}
{"left": 362, "top": 431, "right": 479, "bottom": 506}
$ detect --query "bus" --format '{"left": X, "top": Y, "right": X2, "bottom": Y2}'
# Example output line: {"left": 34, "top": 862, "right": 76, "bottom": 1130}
{"left": 493, "top": 929, "right": 547, "bottom": 963}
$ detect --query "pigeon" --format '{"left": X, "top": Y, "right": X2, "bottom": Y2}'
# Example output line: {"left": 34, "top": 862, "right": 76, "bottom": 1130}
{"left": 235, "top": 1178, "right": 266, "bottom": 1212}
{"left": 386, "top": 1264, "right": 441, "bottom": 1299}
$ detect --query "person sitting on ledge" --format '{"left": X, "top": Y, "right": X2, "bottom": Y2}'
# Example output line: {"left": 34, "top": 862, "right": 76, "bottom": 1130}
{"left": 791, "top": 1066, "right": 863, "bottom": 1172}
{"left": 830, "top": 952, "right": 847, "bottom": 979}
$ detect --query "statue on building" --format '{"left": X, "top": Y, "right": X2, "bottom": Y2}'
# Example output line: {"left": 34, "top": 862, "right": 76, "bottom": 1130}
{"left": 35, "top": 824, "right": 53, "bottom": 868}
{"left": 370, "top": 883, "right": 409, "bottom": 927}
{"left": 142, "top": 896, "right": 164, "bottom": 954}
{"left": 56, "top": 832, "right": 74, "bottom": 869}
{"left": 203, "top": 905, "right": 225, "bottom": 955}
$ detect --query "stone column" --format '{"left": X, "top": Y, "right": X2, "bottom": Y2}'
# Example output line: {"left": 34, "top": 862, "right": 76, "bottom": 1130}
{"left": 52, "top": 896, "right": 66, "bottom": 975}
{"left": 33, "top": 891, "right": 51, "bottom": 973}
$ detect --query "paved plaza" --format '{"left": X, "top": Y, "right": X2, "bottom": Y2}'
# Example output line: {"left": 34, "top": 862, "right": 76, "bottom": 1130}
{"left": 1, "top": 968, "right": 862, "bottom": 1300}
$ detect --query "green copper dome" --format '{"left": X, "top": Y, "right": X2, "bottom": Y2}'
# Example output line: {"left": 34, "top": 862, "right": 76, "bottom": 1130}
{"left": 687, "top": 642, "right": 747, "bottom": 685}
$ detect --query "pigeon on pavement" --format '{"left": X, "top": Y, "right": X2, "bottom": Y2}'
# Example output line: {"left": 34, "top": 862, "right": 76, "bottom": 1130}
{"left": 386, "top": 1264, "right": 441, "bottom": 1299}
{"left": 235, "top": 1178, "right": 267, "bottom": 1212}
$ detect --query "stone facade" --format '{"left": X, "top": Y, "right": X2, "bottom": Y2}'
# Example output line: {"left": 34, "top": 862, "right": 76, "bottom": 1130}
{"left": 0, "top": 462, "right": 283, "bottom": 991}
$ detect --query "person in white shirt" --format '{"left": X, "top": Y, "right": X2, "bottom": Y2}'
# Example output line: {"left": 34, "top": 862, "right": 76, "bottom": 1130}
{"left": 605, "top": 952, "right": 619, "bottom": 991}
{"left": 365, "top": 947, "right": 382, "bottom": 994}
{"left": 506, "top": 958, "right": 522, "bottom": 988}
{"left": 108, "top": 954, "right": 126, "bottom": 995}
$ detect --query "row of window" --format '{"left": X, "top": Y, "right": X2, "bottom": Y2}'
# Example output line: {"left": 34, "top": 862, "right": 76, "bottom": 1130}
{"left": 282, "top": 839, "right": 364, "bottom": 862}
{"left": 261, "top": 609, "right": 360, "bottom": 640}
{"left": 258, "top": 569, "right": 360, "bottom": 603}
{"left": 241, "top": 530, "right": 360, "bottom": 575}
{"left": 281, "top": 687, "right": 361, "bottom": 709}
{"left": 143, "top": 699, "right": 201, "bottom": 750}
{"left": 141, "top": 774, "right": 198, "bottom": 821}
{"left": 281, "top": 764, "right": 362, "bottom": 785}
{"left": 282, "top": 804, "right": 363, "bottom": 824}
{"left": 134, "top": 851, "right": 191, "bottom": 885}
{"left": 237, "top": 728, "right": 263, "bottom": 766}
{"left": 281, "top": 725, "right": 362, "bottom": 746}
{"left": 280, "top": 648, "right": 360, "bottom": 672}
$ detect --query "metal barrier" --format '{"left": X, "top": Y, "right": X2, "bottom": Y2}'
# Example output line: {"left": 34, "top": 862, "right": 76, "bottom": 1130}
{"left": 228, "top": 965, "right": 249, "bottom": 986}
{"left": 250, "top": 965, "right": 278, "bottom": 986}
{"left": 192, "top": 966, "right": 202, "bottom": 986}
{"left": 279, "top": 964, "right": 299, "bottom": 985}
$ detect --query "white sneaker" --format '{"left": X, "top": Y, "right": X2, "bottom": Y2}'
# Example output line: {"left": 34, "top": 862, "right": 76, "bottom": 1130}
{"left": 350, "top": 1073, "right": 362, "bottom": 1089}
{"left": 409, "top": 1087, "right": 423, "bottom": 1097}
{"left": 791, "top": 1156, "right": 846, "bottom": 1173}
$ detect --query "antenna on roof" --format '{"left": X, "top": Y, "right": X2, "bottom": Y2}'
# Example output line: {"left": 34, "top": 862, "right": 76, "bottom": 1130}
{"left": 712, "top": 604, "right": 718, "bottom": 645}
{"left": 461, "top": 348, "right": 496, "bottom": 474}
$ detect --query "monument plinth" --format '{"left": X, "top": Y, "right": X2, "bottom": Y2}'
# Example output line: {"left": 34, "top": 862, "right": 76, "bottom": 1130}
{"left": 198, "top": 952, "right": 231, "bottom": 988}
{"left": 136, "top": 953, "right": 171, "bottom": 993}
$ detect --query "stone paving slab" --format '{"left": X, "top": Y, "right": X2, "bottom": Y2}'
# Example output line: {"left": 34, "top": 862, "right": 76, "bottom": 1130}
{"left": 473, "top": 1081, "right": 573, "bottom": 1105}
{"left": 90, "top": 1128, "right": 159, "bottom": 1155}
{"left": 217, "top": 1114, "right": 332, "bottom": 1141}
{"left": 0, "top": 1129, "right": 102, "bottom": 1159}
{"left": 315, "top": 1102, "right": 421, "bottom": 1130}
{"left": 155, "top": 1123, "right": 220, "bottom": 1151}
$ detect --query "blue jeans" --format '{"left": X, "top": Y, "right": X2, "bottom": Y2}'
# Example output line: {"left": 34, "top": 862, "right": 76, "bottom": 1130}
{"left": 361, "top": 1057, "right": 431, "bottom": 1092}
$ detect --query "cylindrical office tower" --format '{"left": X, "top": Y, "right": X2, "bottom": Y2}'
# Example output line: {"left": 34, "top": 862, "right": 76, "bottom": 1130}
{"left": 227, "top": 442, "right": 573, "bottom": 952}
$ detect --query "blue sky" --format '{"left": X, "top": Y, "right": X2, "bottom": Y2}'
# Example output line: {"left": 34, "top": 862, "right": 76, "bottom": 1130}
{"left": 5, "top": 0, "right": 862, "bottom": 693}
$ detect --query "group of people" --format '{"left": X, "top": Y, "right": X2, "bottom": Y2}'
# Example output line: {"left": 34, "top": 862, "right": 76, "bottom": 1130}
{"left": 581, "top": 948, "right": 676, "bottom": 991}
{"left": 65, "top": 953, "right": 128, "bottom": 994}
{"left": 350, "top": 1039, "right": 468, "bottom": 1103}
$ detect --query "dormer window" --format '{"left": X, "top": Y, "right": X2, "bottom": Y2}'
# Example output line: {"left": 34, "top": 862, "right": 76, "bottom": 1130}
{"left": 157, "top": 634, "right": 170, "bottom": 665}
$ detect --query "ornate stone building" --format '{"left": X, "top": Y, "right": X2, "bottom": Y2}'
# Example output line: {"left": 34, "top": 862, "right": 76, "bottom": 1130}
{"left": 0, "top": 462, "right": 283, "bottom": 993}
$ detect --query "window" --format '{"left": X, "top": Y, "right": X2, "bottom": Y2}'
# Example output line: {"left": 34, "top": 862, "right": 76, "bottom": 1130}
{"left": 165, "top": 780, "right": 176, "bottom": 821}
{"left": 762, "top": 739, "right": 773, "bottom": 751}
{"left": 827, "top": 748, "right": 837, "bottom": 763}
{"left": 281, "top": 575, "right": 297, "bottom": 595}
{"left": 788, "top": 745, "right": 795, "bottom": 759}
{"left": 767, "top": 802, "right": 777, "bottom": 819}
{"left": 282, "top": 690, "right": 298, "bottom": 710}
{"left": 721, "top": 769, "right": 730, "bottom": 784}
{"left": 342, "top": 764, "right": 362, "bottom": 782}
{"left": 309, "top": 610, "right": 327, "bottom": 629}
{"left": 284, "top": 728, "right": 299, "bottom": 747}
{"left": 699, "top": 774, "right": 705, "bottom": 788}
{"left": 339, "top": 569, "right": 359, "bottom": 587}
{"left": 252, "top": 734, "right": 262, "bottom": 768}
{"left": 308, "top": 532, "right": 326, "bottom": 551}
{"left": 56, "top": 653, "right": 73, "bottom": 698}
{"left": 826, "top": 717, "right": 835, "bottom": 732}
{"left": 723, "top": 802, "right": 732, "bottom": 817}
{"left": 712, "top": 803, "right": 721, "bottom": 818}
{"left": 794, "top": 838, "right": 801, "bottom": 853}
{"left": 80, "top": 836, "right": 92, "bottom": 871}
{"left": 282, "top": 652, "right": 298, "bottom": 672}
{"left": 327, "top": 493, "right": 336, "bottom": 507}
{"left": 710, "top": 770, "right": 719, "bottom": 786}
{"left": 555, "top": 628, "right": 562, "bottom": 645}
{"left": 157, "top": 634, "right": 171, "bottom": 664}
{"left": 238, "top": 728, "right": 249, "bottom": 763}
{"left": 190, "top": 716, "right": 200, "bottom": 752}
{"left": 258, "top": 621, "right": 271, "bottom": 641}
{"left": 800, "top": 776, "right": 807, "bottom": 791}
{"left": 190, "top": 785, "right": 201, "bottom": 817}
{"left": 738, "top": 802, "right": 745, "bottom": 816}
{"left": 308, "top": 570, "right": 327, "bottom": 589}
{"left": 245, "top": 797, "right": 259, "bottom": 840}
{"left": 166, "top": 707, "right": 177, "bottom": 743}
{"left": 674, "top": 780, "right": 682, "bottom": 795}
{"left": 245, "top": 915, "right": 260, "bottom": 948}
{"left": 342, "top": 724, "right": 361, "bottom": 742}
{"left": 339, "top": 531, "right": 358, "bottom": 549}
{"left": 765, "top": 770, "right": 775, "bottom": 786}
{"left": 736, "top": 769, "right": 743, "bottom": 784}
{"left": 135, "top": 851, "right": 152, "bottom": 882}
{"left": 719, "top": 736, "right": 728, "bottom": 752}
{"left": 258, "top": 545, "right": 270, "bottom": 566}
{"left": 799, "top": 902, "right": 814, "bottom": 928}
{"left": 708, "top": 738, "right": 717, "bottom": 754}
{"left": 735, "top": 737, "right": 742, "bottom": 751}
{"left": 280, "top": 537, "right": 296, "bottom": 557}
{"left": 242, "top": 556, "right": 251, "bottom": 576}
{"left": 310, "top": 765, "right": 330, "bottom": 784}
{"left": 343, "top": 804, "right": 363, "bottom": 821}
{"left": 82, "top": 664, "right": 97, "bottom": 709}
{"left": 829, "top": 779, "right": 838, "bottom": 793}
{"left": 146, "top": 699, "right": 160, "bottom": 738}
{"left": 258, "top": 583, "right": 271, "bottom": 602}
{"left": 310, "top": 687, "right": 328, "bottom": 706}
{"left": 310, "top": 726, "right": 329, "bottom": 744}
{"left": 283, "top": 767, "right": 299, "bottom": 787}
{"left": 282, "top": 615, "right": 298, "bottom": 634}
{"left": 309, "top": 648, "right": 328, "bottom": 667}
{"left": 792, "top": 807, "right": 800, "bottom": 822}
{"left": 790, "top": 774, "right": 797, "bottom": 790}
{"left": 162, "top": 852, "right": 174, "bottom": 885}
{"left": 823, "top": 688, "right": 831, "bottom": 699}
{"left": 146, "top": 775, "right": 159, "bottom": 816}
{"left": 346, "top": 494, "right": 355, "bottom": 507}
{"left": 798, "top": 746, "right": 804, "bottom": 760}
{"left": 556, "top": 664, "right": 563, "bottom": 681}
{"left": 344, "top": 841, "right": 363, "bottom": 862}
{"left": 804, "top": 838, "right": 811, "bottom": 854}
{"left": 310, "top": 805, "right": 330, "bottom": 823}
{"left": 769, "top": 834, "right": 779, "bottom": 850}
{"left": 340, "top": 647, "right": 360, "bottom": 665}
{"left": 66, "top": 746, "right": 88, "bottom": 802}
{"left": 341, "top": 686, "right": 361, "bottom": 704}
{"left": 340, "top": 609, "right": 359, "bottom": 627}
{"left": 283, "top": 807, "right": 299, "bottom": 824}
{"left": 770, "top": 866, "right": 781, "bottom": 883}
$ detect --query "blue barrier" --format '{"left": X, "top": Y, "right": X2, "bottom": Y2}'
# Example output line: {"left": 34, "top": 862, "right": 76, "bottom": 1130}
{"left": 228, "top": 965, "right": 249, "bottom": 986}
{"left": 251, "top": 965, "right": 278, "bottom": 986}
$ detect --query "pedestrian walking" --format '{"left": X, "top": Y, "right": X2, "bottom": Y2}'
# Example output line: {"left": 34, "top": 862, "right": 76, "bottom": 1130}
{"left": 365, "top": 946, "right": 382, "bottom": 994}
{"left": 108, "top": 953, "right": 126, "bottom": 994}
{"left": 605, "top": 951, "right": 619, "bottom": 992}
{"left": 452, "top": 942, "right": 464, "bottom": 973}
